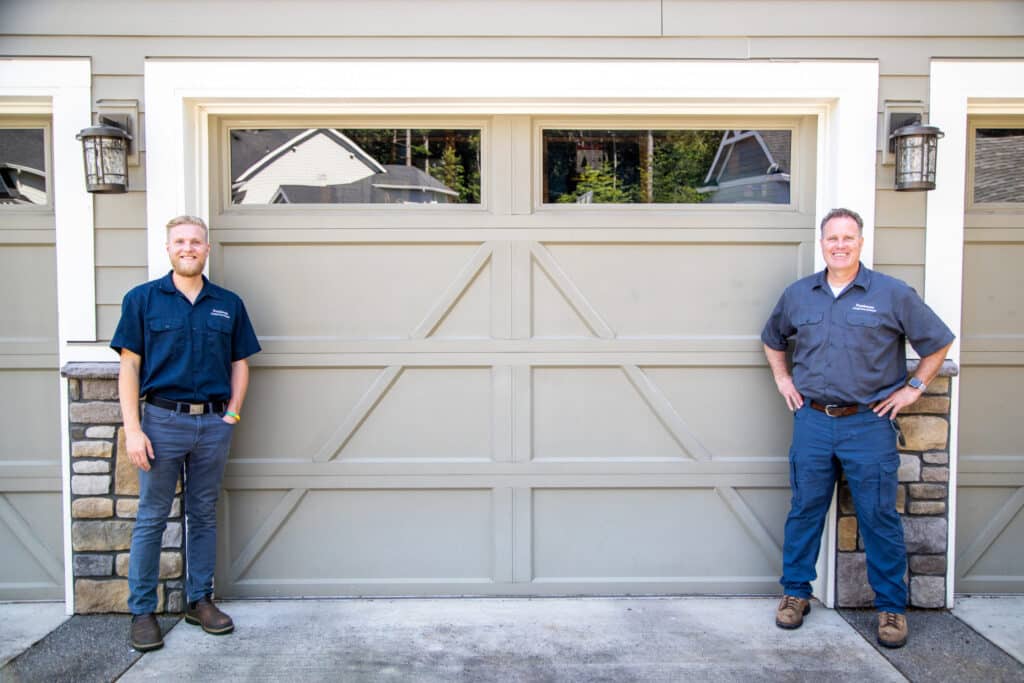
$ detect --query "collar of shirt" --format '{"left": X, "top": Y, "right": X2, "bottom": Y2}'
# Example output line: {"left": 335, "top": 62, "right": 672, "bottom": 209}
{"left": 156, "top": 270, "right": 222, "bottom": 304}
{"left": 811, "top": 261, "right": 873, "bottom": 296}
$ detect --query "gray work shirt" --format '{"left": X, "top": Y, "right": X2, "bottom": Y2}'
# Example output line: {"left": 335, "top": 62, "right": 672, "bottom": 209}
{"left": 761, "top": 263, "right": 954, "bottom": 406}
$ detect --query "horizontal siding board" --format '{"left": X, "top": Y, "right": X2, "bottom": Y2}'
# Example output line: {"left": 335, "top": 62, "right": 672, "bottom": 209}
{"left": 96, "top": 266, "right": 147, "bottom": 305}
{"left": 878, "top": 75, "right": 929, "bottom": 106}
{"left": 96, "top": 304, "right": 120, "bottom": 342}
{"left": 0, "top": 0, "right": 663, "bottom": 37}
{"left": 92, "top": 75, "right": 145, "bottom": 107}
{"left": 874, "top": 263, "right": 924, "bottom": 295}
{"left": 94, "top": 192, "right": 147, "bottom": 230}
{"left": 875, "top": 189, "right": 927, "bottom": 227}
{"left": 665, "top": 1, "right": 1024, "bottom": 37}
{"left": 873, "top": 227, "right": 925, "bottom": 265}
{"left": 94, "top": 228, "right": 146, "bottom": 267}
{"left": 749, "top": 37, "right": 1024, "bottom": 75}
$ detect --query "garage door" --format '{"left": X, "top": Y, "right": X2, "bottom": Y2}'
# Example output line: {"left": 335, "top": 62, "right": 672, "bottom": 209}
{"left": 212, "top": 117, "right": 817, "bottom": 597}
{"left": 955, "top": 120, "right": 1024, "bottom": 594}
{"left": 0, "top": 122, "right": 64, "bottom": 600}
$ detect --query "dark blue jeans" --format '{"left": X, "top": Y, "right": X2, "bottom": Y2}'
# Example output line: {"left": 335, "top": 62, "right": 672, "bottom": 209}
{"left": 128, "top": 404, "right": 234, "bottom": 615}
{"left": 781, "top": 403, "right": 907, "bottom": 613}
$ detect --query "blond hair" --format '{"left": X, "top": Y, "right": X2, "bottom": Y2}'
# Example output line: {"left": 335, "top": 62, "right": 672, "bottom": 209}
{"left": 165, "top": 215, "right": 209, "bottom": 241}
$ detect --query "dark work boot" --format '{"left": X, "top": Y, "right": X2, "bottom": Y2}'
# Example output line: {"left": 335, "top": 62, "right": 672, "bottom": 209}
{"left": 185, "top": 595, "right": 234, "bottom": 635}
{"left": 130, "top": 613, "right": 164, "bottom": 651}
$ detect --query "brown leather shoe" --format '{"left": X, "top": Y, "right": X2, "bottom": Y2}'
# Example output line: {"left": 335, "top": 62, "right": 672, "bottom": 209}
{"left": 185, "top": 595, "right": 234, "bottom": 635}
{"left": 130, "top": 613, "right": 164, "bottom": 651}
{"left": 775, "top": 595, "right": 811, "bottom": 629}
{"left": 877, "top": 611, "right": 908, "bottom": 648}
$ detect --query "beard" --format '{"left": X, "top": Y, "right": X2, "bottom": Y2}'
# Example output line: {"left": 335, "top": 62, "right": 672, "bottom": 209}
{"left": 171, "top": 254, "right": 207, "bottom": 277}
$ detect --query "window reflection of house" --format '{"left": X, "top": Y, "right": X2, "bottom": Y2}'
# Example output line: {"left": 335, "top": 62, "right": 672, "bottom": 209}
{"left": 0, "top": 129, "right": 47, "bottom": 205}
{"left": 271, "top": 165, "right": 459, "bottom": 204}
{"left": 231, "top": 128, "right": 458, "bottom": 204}
{"left": 699, "top": 130, "right": 791, "bottom": 203}
{"left": 974, "top": 129, "right": 1024, "bottom": 203}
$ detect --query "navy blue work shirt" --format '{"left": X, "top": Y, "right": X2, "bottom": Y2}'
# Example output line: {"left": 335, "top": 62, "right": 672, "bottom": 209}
{"left": 110, "top": 271, "right": 261, "bottom": 402}
{"left": 761, "top": 263, "right": 954, "bottom": 406}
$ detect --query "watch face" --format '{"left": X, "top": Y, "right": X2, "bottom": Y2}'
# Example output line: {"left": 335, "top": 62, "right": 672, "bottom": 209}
{"left": 908, "top": 377, "right": 925, "bottom": 390}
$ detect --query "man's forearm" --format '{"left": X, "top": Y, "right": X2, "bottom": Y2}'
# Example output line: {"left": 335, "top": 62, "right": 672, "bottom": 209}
{"left": 912, "top": 342, "right": 953, "bottom": 387}
{"left": 764, "top": 345, "right": 791, "bottom": 380}
{"left": 118, "top": 351, "right": 143, "bottom": 432}
{"left": 227, "top": 359, "right": 250, "bottom": 415}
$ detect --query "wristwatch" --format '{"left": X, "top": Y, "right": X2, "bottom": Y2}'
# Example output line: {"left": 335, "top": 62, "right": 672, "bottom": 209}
{"left": 907, "top": 377, "right": 927, "bottom": 391}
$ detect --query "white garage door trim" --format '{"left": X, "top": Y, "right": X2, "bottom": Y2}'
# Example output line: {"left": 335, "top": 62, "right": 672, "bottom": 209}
{"left": 928, "top": 59, "right": 1024, "bottom": 605}
{"left": 144, "top": 58, "right": 879, "bottom": 607}
{"left": 0, "top": 58, "right": 93, "bottom": 613}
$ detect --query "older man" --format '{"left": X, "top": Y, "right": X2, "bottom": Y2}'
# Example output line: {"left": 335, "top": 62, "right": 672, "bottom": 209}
{"left": 761, "top": 207, "right": 953, "bottom": 648}
{"left": 112, "top": 215, "right": 260, "bottom": 651}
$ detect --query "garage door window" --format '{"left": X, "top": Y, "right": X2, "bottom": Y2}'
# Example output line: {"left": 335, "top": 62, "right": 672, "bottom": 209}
{"left": 0, "top": 125, "right": 48, "bottom": 206}
{"left": 229, "top": 127, "right": 481, "bottom": 205}
{"left": 971, "top": 127, "right": 1024, "bottom": 205}
{"left": 542, "top": 128, "right": 792, "bottom": 205}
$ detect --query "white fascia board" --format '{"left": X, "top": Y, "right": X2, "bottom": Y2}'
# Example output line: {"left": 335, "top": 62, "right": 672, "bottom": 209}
{"left": 0, "top": 57, "right": 94, "bottom": 615}
{"left": 928, "top": 59, "right": 1024, "bottom": 609}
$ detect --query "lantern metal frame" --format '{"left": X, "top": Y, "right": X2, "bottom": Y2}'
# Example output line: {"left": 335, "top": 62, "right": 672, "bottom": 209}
{"left": 889, "top": 124, "right": 944, "bottom": 192}
{"left": 76, "top": 122, "right": 133, "bottom": 193}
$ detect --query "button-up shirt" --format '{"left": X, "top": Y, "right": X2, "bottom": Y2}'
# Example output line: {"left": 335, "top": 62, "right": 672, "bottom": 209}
{"left": 111, "top": 271, "right": 261, "bottom": 402}
{"left": 761, "top": 263, "right": 954, "bottom": 406}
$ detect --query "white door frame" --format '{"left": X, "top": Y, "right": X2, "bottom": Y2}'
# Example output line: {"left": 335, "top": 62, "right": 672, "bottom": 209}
{"left": 927, "top": 59, "right": 1024, "bottom": 607}
{"left": 144, "top": 58, "right": 880, "bottom": 606}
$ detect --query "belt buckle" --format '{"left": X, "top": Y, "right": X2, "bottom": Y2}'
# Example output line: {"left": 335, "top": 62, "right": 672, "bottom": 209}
{"left": 825, "top": 404, "right": 841, "bottom": 417}
{"left": 188, "top": 403, "right": 204, "bottom": 416}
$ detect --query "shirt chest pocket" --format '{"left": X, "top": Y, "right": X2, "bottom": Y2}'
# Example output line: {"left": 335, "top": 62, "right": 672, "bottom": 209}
{"left": 205, "top": 316, "right": 233, "bottom": 365}
{"left": 147, "top": 317, "right": 185, "bottom": 358}
{"left": 845, "top": 311, "right": 888, "bottom": 348}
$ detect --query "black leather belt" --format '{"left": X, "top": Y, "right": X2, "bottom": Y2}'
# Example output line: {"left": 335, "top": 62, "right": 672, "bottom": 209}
{"left": 810, "top": 401, "right": 877, "bottom": 418}
{"left": 145, "top": 395, "right": 226, "bottom": 415}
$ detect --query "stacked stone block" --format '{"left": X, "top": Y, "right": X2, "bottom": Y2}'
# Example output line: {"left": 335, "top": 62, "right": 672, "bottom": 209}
{"left": 63, "top": 362, "right": 184, "bottom": 614}
{"left": 836, "top": 364, "right": 956, "bottom": 609}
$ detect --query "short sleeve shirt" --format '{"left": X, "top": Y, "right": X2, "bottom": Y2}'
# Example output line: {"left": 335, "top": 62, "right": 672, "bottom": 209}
{"left": 761, "top": 264, "right": 954, "bottom": 406}
{"left": 110, "top": 272, "right": 261, "bottom": 402}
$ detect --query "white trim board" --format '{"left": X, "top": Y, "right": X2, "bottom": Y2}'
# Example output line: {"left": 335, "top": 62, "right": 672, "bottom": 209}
{"left": 144, "top": 58, "right": 881, "bottom": 607}
{"left": 0, "top": 57, "right": 94, "bottom": 615}
{"left": 928, "top": 59, "right": 1024, "bottom": 609}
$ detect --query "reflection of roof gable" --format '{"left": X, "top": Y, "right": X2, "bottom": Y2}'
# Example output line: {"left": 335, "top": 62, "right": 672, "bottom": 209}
{"left": 975, "top": 131, "right": 1024, "bottom": 203}
{"left": 271, "top": 165, "right": 458, "bottom": 204}
{"left": 0, "top": 129, "right": 46, "bottom": 172}
{"left": 703, "top": 130, "right": 789, "bottom": 186}
{"left": 235, "top": 128, "right": 385, "bottom": 183}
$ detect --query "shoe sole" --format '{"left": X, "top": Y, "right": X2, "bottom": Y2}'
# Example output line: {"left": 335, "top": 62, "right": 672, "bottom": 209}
{"left": 775, "top": 603, "right": 811, "bottom": 630}
{"left": 184, "top": 614, "right": 234, "bottom": 635}
{"left": 877, "top": 635, "right": 907, "bottom": 649}
{"left": 130, "top": 638, "right": 164, "bottom": 652}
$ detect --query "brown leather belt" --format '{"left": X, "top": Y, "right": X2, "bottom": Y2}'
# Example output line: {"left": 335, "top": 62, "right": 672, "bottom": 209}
{"left": 810, "top": 401, "right": 874, "bottom": 418}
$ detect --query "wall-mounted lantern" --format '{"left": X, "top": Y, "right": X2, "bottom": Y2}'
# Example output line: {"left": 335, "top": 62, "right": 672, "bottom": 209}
{"left": 889, "top": 124, "right": 944, "bottom": 192}
{"left": 76, "top": 122, "right": 132, "bottom": 193}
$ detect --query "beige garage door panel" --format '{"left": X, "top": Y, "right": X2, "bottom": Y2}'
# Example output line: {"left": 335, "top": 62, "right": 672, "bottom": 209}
{"left": 220, "top": 488, "right": 494, "bottom": 593}
{"left": 957, "top": 222, "right": 1024, "bottom": 593}
{"left": 214, "top": 225, "right": 810, "bottom": 597}
{"left": 536, "top": 243, "right": 799, "bottom": 338}
{"left": 532, "top": 487, "right": 786, "bottom": 586}
{"left": 0, "top": 239, "right": 62, "bottom": 600}
{"left": 222, "top": 243, "right": 491, "bottom": 339}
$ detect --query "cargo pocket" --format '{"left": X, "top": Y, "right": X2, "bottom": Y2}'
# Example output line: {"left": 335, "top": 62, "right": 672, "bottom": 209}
{"left": 878, "top": 458, "right": 900, "bottom": 515}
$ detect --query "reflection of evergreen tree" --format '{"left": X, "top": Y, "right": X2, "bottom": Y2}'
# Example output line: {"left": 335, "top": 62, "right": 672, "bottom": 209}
{"left": 651, "top": 130, "right": 720, "bottom": 203}
{"left": 339, "top": 128, "right": 481, "bottom": 203}
{"left": 557, "top": 162, "right": 636, "bottom": 203}
{"left": 430, "top": 144, "right": 468, "bottom": 202}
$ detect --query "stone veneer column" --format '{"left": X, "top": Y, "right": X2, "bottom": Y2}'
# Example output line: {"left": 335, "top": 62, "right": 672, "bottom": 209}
{"left": 62, "top": 362, "right": 184, "bottom": 614}
{"left": 835, "top": 361, "right": 958, "bottom": 609}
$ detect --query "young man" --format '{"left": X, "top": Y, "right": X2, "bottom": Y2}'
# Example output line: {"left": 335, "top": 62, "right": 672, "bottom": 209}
{"left": 112, "top": 215, "right": 260, "bottom": 651}
{"left": 761, "top": 207, "right": 953, "bottom": 648}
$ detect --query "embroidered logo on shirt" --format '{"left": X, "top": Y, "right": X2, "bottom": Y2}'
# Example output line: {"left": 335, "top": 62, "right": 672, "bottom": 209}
{"left": 210, "top": 309, "right": 231, "bottom": 319}
{"left": 852, "top": 303, "right": 877, "bottom": 313}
